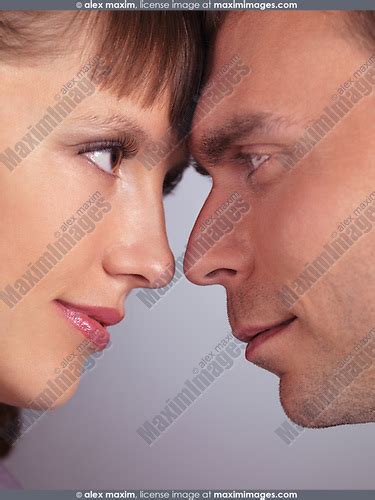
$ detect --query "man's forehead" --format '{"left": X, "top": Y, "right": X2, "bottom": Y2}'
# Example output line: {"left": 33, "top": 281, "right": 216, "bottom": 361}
{"left": 191, "top": 10, "right": 351, "bottom": 151}
{"left": 210, "top": 10, "right": 342, "bottom": 71}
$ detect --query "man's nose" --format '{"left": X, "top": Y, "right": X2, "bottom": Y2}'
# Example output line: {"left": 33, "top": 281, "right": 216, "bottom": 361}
{"left": 184, "top": 192, "right": 253, "bottom": 287}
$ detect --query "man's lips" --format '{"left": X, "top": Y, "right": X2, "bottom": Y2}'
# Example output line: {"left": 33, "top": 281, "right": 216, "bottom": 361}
{"left": 54, "top": 300, "right": 124, "bottom": 350}
{"left": 234, "top": 316, "right": 297, "bottom": 356}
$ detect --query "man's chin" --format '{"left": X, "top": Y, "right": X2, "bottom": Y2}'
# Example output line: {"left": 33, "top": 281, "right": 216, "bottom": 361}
{"left": 278, "top": 374, "right": 375, "bottom": 429}
{"left": 246, "top": 353, "right": 284, "bottom": 378}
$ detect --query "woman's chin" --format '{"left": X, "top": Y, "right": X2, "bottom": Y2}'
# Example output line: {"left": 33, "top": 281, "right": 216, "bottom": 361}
{"left": 0, "top": 363, "right": 83, "bottom": 410}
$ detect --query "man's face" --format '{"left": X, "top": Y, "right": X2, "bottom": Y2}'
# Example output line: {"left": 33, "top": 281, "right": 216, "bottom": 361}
{"left": 185, "top": 11, "right": 375, "bottom": 427}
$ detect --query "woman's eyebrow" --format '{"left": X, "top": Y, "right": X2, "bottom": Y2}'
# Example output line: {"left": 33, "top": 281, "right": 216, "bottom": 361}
{"left": 66, "top": 112, "right": 149, "bottom": 142}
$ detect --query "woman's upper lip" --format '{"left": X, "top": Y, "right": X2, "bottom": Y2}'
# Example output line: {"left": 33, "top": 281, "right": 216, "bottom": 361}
{"left": 56, "top": 300, "right": 124, "bottom": 327}
{"left": 233, "top": 316, "right": 297, "bottom": 343}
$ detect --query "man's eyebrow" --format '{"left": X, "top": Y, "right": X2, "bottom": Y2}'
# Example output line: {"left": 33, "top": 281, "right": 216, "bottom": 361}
{"left": 195, "top": 112, "right": 295, "bottom": 165}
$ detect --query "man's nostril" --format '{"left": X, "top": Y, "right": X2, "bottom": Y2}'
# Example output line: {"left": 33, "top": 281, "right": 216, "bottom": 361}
{"left": 206, "top": 270, "right": 218, "bottom": 279}
{"left": 206, "top": 268, "right": 236, "bottom": 279}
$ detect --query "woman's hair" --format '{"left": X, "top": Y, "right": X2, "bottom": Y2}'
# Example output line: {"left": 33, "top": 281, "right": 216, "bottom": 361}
{"left": 0, "top": 405, "right": 21, "bottom": 457}
{"left": 0, "top": 11, "right": 216, "bottom": 456}
{"left": 0, "top": 12, "right": 214, "bottom": 135}
{"left": 349, "top": 11, "right": 375, "bottom": 49}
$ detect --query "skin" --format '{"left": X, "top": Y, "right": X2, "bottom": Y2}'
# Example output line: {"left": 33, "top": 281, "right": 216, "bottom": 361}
{"left": 0, "top": 38, "right": 180, "bottom": 409}
{"left": 185, "top": 11, "right": 375, "bottom": 427}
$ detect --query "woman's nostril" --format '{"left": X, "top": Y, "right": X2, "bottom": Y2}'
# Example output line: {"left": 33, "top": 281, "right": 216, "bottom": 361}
{"left": 131, "top": 274, "right": 150, "bottom": 287}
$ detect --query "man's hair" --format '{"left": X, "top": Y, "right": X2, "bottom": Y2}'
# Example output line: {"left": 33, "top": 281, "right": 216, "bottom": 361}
{"left": 349, "top": 11, "right": 375, "bottom": 49}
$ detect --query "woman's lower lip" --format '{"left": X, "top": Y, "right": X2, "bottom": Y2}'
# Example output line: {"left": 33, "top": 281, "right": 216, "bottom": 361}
{"left": 245, "top": 319, "right": 296, "bottom": 360}
{"left": 55, "top": 301, "right": 110, "bottom": 350}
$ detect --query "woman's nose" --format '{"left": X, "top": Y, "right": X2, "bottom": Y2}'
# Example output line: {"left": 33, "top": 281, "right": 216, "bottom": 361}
{"left": 102, "top": 191, "right": 175, "bottom": 289}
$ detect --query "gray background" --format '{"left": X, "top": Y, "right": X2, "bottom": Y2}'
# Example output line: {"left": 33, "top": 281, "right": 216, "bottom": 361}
{"left": 3, "top": 168, "right": 375, "bottom": 489}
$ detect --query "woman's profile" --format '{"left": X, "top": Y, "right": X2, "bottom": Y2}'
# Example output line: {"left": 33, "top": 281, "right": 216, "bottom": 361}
{"left": 0, "top": 11, "right": 211, "bottom": 471}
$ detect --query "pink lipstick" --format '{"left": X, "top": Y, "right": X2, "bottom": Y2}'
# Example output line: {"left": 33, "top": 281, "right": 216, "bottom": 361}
{"left": 55, "top": 300, "right": 123, "bottom": 350}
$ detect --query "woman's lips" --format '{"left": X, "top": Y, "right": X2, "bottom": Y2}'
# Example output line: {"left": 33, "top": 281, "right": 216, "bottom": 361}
{"left": 54, "top": 300, "right": 123, "bottom": 350}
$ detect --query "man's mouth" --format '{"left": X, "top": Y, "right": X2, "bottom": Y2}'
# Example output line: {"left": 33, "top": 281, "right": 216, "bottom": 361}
{"left": 54, "top": 300, "right": 124, "bottom": 350}
{"left": 234, "top": 316, "right": 297, "bottom": 358}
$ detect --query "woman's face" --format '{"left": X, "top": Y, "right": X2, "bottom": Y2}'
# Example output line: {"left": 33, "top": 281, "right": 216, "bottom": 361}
{"left": 0, "top": 50, "right": 180, "bottom": 408}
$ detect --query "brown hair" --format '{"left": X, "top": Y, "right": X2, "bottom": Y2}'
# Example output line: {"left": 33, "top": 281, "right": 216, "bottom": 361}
{"left": 348, "top": 11, "right": 375, "bottom": 50}
{"left": 0, "top": 12, "right": 211, "bottom": 136}
{"left": 0, "top": 404, "right": 21, "bottom": 457}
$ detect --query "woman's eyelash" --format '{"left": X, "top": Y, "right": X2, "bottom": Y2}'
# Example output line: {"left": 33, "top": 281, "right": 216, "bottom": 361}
{"left": 77, "top": 135, "right": 139, "bottom": 176}
{"left": 78, "top": 136, "right": 138, "bottom": 159}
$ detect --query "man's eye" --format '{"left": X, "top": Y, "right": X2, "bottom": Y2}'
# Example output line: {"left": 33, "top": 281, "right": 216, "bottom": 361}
{"left": 84, "top": 147, "right": 123, "bottom": 174}
{"left": 246, "top": 153, "right": 271, "bottom": 171}
{"left": 234, "top": 152, "right": 272, "bottom": 177}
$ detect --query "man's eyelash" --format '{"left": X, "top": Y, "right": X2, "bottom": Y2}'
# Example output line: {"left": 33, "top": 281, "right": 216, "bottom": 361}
{"left": 234, "top": 152, "right": 271, "bottom": 170}
{"left": 190, "top": 157, "right": 210, "bottom": 176}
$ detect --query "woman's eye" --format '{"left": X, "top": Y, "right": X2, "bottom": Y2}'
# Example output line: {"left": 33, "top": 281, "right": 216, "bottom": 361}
{"left": 84, "top": 147, "right": 123, "bottom": 174}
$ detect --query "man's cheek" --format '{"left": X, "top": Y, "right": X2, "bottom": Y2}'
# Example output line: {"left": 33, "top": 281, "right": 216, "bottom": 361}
{"left": 262, "top": 198, "right": 314, "bottom": 271}
{"left": 354, "top": 214, "right": 372, "bottom": 234}
{"left": 216, "top": 215, "right": 233, "bottom": 233}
